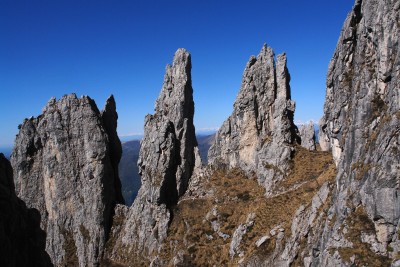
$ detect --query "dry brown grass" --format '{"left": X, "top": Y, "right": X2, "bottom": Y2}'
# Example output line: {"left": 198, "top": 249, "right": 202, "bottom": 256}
{"left": 276, "top": 146, "right": 334, "bottom": 192}
{"left": 60, "top": 228, "right": 79, "bottom": 267}
{"left": 157, "top": 146, "right": 337, "bottom": 266}
{"left": 337, "top": 206, "right": 392, "bottom": 266}
{"left": 351, "top": 161, "right": 372, "bottom": 180}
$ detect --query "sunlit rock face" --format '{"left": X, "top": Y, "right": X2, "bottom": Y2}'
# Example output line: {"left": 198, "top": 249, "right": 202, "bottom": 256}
{"left": 208, "top": 44, "right": 300, "bottom": 195}
{"left": 11, "top": 94, "right": 123, "bottom": 266}
{"left": 314, "top": 0, "right": 400, "bottom": 265}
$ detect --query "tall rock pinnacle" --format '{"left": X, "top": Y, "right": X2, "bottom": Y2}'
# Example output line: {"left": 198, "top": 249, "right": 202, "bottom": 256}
{"left": 106, "top": 48, "right": 201, "bottom": 265}
{"left": 208, "top": 44, "right": 299, "bottom": 194}
{"left": 313, "top": 0, "right": 400, "bottom": 265}
{"left": 11, "top": 94, "right": 124, "bottom": 266}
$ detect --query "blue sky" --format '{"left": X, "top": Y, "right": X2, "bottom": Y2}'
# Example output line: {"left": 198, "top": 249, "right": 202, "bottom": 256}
{"left": 0, "top": 0, "right": 352, "bottom": 148}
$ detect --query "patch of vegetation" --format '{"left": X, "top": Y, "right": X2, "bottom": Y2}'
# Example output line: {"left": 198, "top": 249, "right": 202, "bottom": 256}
{"left": 79, "top": 224, "right": 90, "bottom": 243}
{"left": 351, "top": 161, "right": 372, "bottom": 180}
{"left": 276, "top": 145, "right": 335, "bottom": 192}
{"left": 370, "top": 94, "right": 387, "bottom": 121}
{"left": 60, "top": 228, "right": 79, "bottom": 267}
{"left": 337, "top": 206, "right": 391, "bottom": 266}
{"left": 157, "top": 146, "right": 337, "bottom": 265}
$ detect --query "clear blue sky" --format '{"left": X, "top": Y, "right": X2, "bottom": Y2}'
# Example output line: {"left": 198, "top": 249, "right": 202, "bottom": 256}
{"left": 0, "top": 0, "right": 352, "bottom": 149}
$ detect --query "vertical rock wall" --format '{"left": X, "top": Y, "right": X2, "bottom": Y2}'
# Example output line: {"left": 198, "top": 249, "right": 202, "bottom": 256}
{"left": 315, "top": 0, "right": 400, "bottom": 265}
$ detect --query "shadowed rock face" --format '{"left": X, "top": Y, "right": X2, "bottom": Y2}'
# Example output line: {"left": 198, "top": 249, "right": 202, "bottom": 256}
{"left": 315, "top": 0, "right": 400, "bottom": 265}
{"left": 208, "top": 44, "right": 300, "bottom": 194}
{"left": 0, "top": 153, "right": 53, "bottom": 267}
{"left": 11, "top": 94, "right": 123, "bottom": 267}
{"left": 106, "top": 48, "right": 201, "bottom": 265}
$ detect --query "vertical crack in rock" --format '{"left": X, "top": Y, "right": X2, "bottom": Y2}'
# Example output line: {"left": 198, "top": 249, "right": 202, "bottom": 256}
{"left": 208, "top": 44, "right": 300, "bottom": 195}
{"left": 11, "top": 93, "right": 123, "bottom": 266}
{"left": 107, "top": 48, "right": 201, "bottom": 265}
{"left": 313, "top": 0, "right": 400, "bottom": 265}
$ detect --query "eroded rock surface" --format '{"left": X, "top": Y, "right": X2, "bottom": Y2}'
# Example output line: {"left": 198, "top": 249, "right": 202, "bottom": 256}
{"left": 208, "top": 44, "right": 299, "bottom": 194}
{"left": 11, "top": 94, "right": 123, "bottom": 266}
{"left": 106, "top": 48, "right": 201, "bottom": 265}
{"left": 0, "top": 153, "right": 53, "bottom": 267}
{"left": 299, "top": 122, "right": 316, "bottom": 151}
{"left": 314, "top": 0, "right": 400, "bottom": 265}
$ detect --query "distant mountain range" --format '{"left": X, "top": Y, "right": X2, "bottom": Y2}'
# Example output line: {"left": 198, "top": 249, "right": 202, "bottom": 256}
{"left": 119, "top": 140, "right": 141, "bottom": 206}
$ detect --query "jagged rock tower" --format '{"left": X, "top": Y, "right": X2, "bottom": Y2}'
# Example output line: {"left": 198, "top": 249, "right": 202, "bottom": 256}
{"left": 315, "top": 0, "right": 400, "bottom": 265}
{"left": 11, "top": 94, "right": 123, "bottom": 266}
{"left": 208, "top": 44, "right": 299, "bottom": 194}
{"left": 106, "top": 48, "right": 201, "bottom": 265}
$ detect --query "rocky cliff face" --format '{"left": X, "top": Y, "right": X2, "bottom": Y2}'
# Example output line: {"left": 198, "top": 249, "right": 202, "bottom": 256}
{"left": 208, "top": 44, "right": 299, "bottom": 194}
{"left": 0, "top": 153, "right": 52, "bottom": 267}
{"left": 105, "top": 48, "right": 201, "bottom": 265}
{"left": 11, "top": 94, "right": 123, "bottom": 266}
{"left": 315, "top": 0, "right": 400, "bottom": 265}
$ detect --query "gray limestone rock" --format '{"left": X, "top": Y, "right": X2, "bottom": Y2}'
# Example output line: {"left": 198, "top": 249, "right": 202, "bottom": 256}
{"left": 107, "top": 48, "right": 201, "bottom": 264}
{"left": 0, "top": 153, "right": 53, "bottom": 267}
{"left": 208, "top": 44, "right": 299, "bottom": 194}
{"left": 318, "top": 118, "right": 331, "bottom": 151}
{"left": 11, "top": 94, "right": 123, "bottom": 267}
{"left": 312, "top": 0, "right": 400, "bottom": 265}
{"left": 299, "top": 122, "right": 316, "bottom": 150}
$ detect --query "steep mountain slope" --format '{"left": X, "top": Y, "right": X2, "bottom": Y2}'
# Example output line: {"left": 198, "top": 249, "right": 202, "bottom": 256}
{"left": 158, "top": 146, "right": 335, "bottom": 266}
{"left": 11, "top": 94, "right": 124, "bottom": 266}
{"left": 315, "top": 0, "right": 400, "bottom": 265}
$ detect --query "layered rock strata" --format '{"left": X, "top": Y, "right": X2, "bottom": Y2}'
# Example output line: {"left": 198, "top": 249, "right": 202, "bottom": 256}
{"left": 106, "top": 48, "right": 201, "bottom": 264}
{"left": 11, "top": 94, "right": 123, "bottom": 266}
{"left": 315, "top": 0, "right": 400, "bottom": 265}
{"left": 0, "top": 153, "right": 52, "bottom": 267}
{"left": 208, "top": 44, "right": 299, "bottom": 194}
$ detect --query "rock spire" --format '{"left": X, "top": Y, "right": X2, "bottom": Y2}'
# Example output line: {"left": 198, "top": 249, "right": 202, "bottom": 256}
{"left": 208, "top": 44, "right": 299, "bottom": 194}
{"left": 11, "top": 94, "right": 123, "bottom": 266}
{"left": 106, "top": 48, "right": 201, "bottom": 265}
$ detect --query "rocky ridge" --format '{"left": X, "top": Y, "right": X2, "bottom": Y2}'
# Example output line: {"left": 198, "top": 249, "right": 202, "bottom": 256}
{"left": 208, "top": 44, "right": 300, "bottom": 195}
{"left": 314, "top": 0, "right": 400, "bottom": 265}
{"left": 11, "top": 94, "right": 123, "bottom": 266}
{"left": 104, "top": 48, "right": 202, "bottom": 265}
